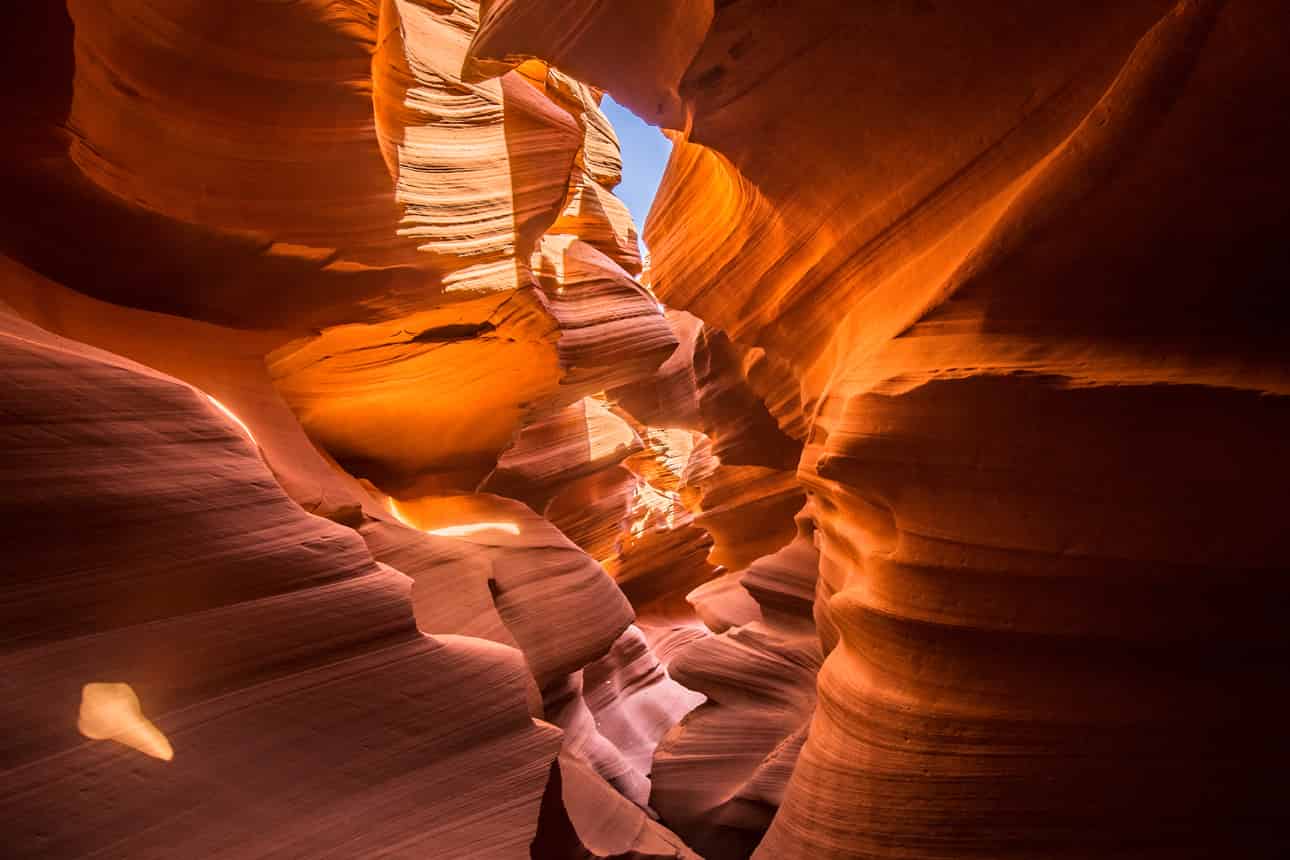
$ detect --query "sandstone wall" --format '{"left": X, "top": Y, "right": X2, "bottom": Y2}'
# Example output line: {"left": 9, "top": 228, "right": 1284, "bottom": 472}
{"left": 467, "top": 1, "right": 1290, "bottom": 857}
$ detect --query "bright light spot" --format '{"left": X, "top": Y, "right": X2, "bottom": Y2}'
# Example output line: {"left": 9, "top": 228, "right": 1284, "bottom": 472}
{"left": 205, "top": 395, "right": 256, "bottom": 444}
{"left": 386, "top": 497, "right": 414, "bottom": 527}
{"left": 386, "top": 498, "right": 519, "bottom": 536}
{"left": 642, "top": 427, "right": 699, "bottom": 482}
{"left": 386, "top": 497, "right": 416, "bottom": 528}
{"left": 629, "top": 480, "right": 684, "bottom": 538}
{"left": 78, "top": 682, "right": 174, "bottom": 762}
{"left": 657, "top": 303, "right": 666, "bottom": 314}
{"left": 428, "top": 522, "right": 521, "bottom": 537}
{"left": 585, "top": 397, "right": 641, "bottom": 463}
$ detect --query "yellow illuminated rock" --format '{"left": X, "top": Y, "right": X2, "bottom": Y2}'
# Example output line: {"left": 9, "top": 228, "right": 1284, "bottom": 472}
{"left": 77, "top": 683, "right": 174, "bottom": 763}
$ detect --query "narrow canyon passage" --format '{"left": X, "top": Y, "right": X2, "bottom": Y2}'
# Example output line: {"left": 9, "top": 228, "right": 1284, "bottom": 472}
{"left": 2, "top": 2, "right": 1289, "bottom": 859}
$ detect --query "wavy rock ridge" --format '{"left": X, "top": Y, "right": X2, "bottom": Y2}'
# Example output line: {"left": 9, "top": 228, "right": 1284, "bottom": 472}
{"left": 466, "top": 0, "right": 1290, "bottom": 858}
{"left": 5, "top": 1, "right": 1290, "bottom": 859}
{"left": 0, "top": 1, "right": 720, "bottom": 857}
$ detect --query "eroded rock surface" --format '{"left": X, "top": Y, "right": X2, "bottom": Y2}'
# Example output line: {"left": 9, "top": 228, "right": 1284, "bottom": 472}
{"left": 0, "top": 302, "right": 561, "bottom": 857}
{"left": 7, "top": 0, "right": 1290, "bottom": 858}
{"left": 467, "top": 1, "right": 1290, "bottom": 858}
{"left": 1, "top": 1, "right": 701, "bottom": 857}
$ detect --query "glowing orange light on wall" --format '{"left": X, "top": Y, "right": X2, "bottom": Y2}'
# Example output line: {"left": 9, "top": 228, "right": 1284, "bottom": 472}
{"left": 429, "top": 522, "right": 521, "bottom": 537}
{"left": 386, "top": 497, "right": 520, "bottom": 536}
{"left": 205, "top": 394, "right": 256, "bottom": 444}
{"left": 78, "top": 682, "right": 174, "bottom": 762}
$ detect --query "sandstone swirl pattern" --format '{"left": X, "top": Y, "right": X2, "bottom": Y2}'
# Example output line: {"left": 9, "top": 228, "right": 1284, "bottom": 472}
{"left": 0, "top": 1, "right": 701, "bottom": 857}
{"left": 467, "top": 1, "right": 1290, "bottom": 858}
{"left": 4, "top": 1, "right": 1290, "bottom": 858}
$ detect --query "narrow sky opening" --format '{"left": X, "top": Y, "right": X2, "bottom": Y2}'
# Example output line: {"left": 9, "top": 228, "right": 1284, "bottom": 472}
{"left": 601, "top": 95, "right": 672, "bottom": 250}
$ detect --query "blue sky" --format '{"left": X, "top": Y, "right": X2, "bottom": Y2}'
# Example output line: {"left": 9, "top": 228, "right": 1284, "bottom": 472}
{"left": 601, "top": 95, "right": 673, "bottom": 239}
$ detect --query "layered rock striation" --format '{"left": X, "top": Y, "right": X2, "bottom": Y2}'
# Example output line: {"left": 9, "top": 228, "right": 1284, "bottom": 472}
{"left": 6, "top": 0, "right": 1290, "bottom": 858}
{"left": 0, "top": 301, "right": 561, "bottom": 857}
{"left": 467, "top": 1, "right": 1290, "bottom": 858}
{"left": 0, "top": 1, "right": 707, "bottom": 857}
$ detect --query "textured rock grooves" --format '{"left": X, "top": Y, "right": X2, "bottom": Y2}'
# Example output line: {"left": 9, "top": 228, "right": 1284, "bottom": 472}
{"left": 468, "top": 0, "right": 1290, "bottom": 858}
{"left": 3, "top": 2, "right": 1288, "bottom": 860}
{"left": 2, "top": 1, "right": 809, "bottom": 857}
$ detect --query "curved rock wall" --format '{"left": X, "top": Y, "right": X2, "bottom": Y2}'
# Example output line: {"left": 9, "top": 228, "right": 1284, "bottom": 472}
{"left": 467, "top": 0, "right": 1290, "bottom": 857}
{"left": 0, "top": 1, "right": 707, "bottom": 857}
{"left": 0, "top": 300, "right": 560, "bottom": 857}
{"left": 7, "top": 0, "right": 1289, "bottom": 857}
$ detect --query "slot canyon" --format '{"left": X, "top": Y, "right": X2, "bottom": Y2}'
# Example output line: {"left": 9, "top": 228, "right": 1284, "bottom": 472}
{"left": 2, "top": 1, "right": 1288, "bottom": 857}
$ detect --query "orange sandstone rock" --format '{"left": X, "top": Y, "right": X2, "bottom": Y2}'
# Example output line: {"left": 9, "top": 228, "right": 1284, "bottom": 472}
{"left": 1, "top": 2, "right": 697, "bottom": 856}
{"left": 468, "top": 0, "right": 1290, "bottom": 857}
{"left": 0, "top": 302, "right": 561, "bottom": 857}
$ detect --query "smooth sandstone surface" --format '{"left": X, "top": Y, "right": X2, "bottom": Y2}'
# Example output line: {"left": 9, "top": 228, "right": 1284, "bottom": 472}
{"left": 650, "top": 516, "right": 823, "bottom": 859}
{"left": 0, "top": 302, "right": 562, "bottom": 857}
{"left": 6, "top": 0, "right": 1290, "bottom": 858}
{"left": 465, "top": 0, "right": 1290, "bottom": 858}
{"left": 1, "top": 1, "right": 705, "bottom": 857}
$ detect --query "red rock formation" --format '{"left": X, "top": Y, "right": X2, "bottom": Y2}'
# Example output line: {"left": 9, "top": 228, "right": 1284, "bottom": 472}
{"left": 467, "top": 1, "right": 1290, "bottom": 857}
{"left": 0, "top": 302, "right": 561, "bottom": 856}
{"left": 0, "top": 248, "right": 700, "bottom": 853}
{"left": 469, "top": 0, "right": 713, "bottom": 129}
{"left": 580, "top": 313, "right": 805, "bottom": 632}
{"left": 4, "top": 0, "right": 675, "bottom": 498}
{"left": 544, "top": 625, "right": 706, "bottom": 807}
{"left": 1, "top": 1, "right": 703, "bottom": 856}
{"left": 482, "top": 397, "right": 644, "bottom": 511}
{"left": 10, "top": 0, "right": 1289, "bottom": 857}
{"left": 650, "top": 516, "right": 822, "bottom": 859}
{"left": 468, "top": 283, "right": 818, "bottom": 851}
{"left": 270, "top": 0, "right": 675, "bottom": 495}
{"left": 613, "top": 310, "right": 802, "bottom": 470}
{"left": 531, "top": 751, "right": 701, "bottom": 859}
{"left": 370, "top": 490, "right": 706, "bottom": 807}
